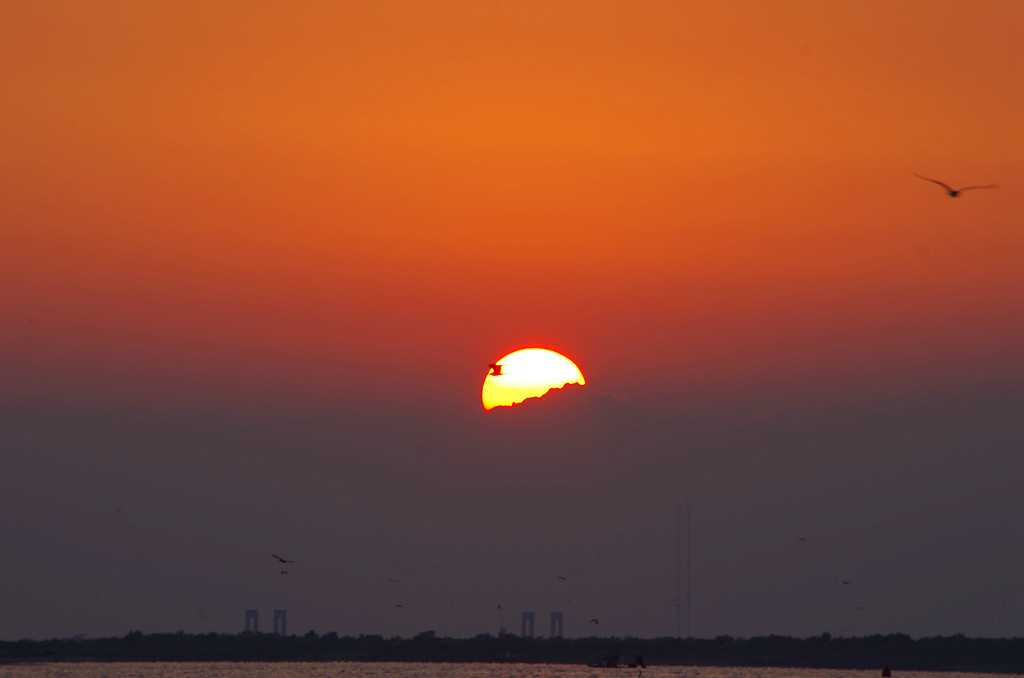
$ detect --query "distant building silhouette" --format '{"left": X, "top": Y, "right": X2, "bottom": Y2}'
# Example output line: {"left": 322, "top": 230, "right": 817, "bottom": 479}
{"left": 550, "top": 611, "right": 564, "bottom": 638}
{"left": 244, "top": 610, "right": 259, "bottom": 633}
{"left": 521, "top": 611, "right": 535, "bottom": 638}
{"left": 273, "top": 609, "right": 287, "bottom": 636}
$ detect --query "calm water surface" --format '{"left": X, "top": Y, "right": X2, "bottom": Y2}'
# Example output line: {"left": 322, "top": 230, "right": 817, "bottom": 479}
{"left": 0, "top": 666, "right": 1014, "bottom": 678}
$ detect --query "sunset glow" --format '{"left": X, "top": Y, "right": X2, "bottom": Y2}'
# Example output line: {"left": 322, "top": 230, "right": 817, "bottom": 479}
{"left": 0, "top": 0, "right": 1020, "bottom": 643}
{"left": 482, "top": 348, "right": 585, "bottom": 411}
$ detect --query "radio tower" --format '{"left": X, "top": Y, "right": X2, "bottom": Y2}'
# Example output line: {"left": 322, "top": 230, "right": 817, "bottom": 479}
{"left": 686, "top": 503, "right": 692, "bottom": 638}
{"left": 675, "top": 504, "right": 681, "bottom": 638}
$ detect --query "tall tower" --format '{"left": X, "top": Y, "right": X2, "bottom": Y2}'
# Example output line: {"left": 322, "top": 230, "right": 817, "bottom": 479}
{"left": 520, "top": 611, "right": 535, "bottom": 638}
{"left": 244, "top": 610, "right": 259, "bottom": 633}
{"left": 675, "top": 504, "right": 681, "bottom": 639}
{"left": 549, "top": 611, "right": 564, "bottom": 638}
{"left": 273, "top": 609, "right": 288, "bottom": 636}
{"left": 686, "top": 503, "right": 692, "bottom": 639}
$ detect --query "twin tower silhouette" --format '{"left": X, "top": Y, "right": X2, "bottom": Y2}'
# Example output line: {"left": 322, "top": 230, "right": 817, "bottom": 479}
{"left": 243, "top": 609, "right": 287, "bottom": 635}
{"left": 518, "top": 611, "right": 564, "bottom": 638}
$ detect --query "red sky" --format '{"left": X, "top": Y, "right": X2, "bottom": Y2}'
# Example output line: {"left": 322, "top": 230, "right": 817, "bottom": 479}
{"left": 1, "top": 1, "right": 1021, "bottom": 641}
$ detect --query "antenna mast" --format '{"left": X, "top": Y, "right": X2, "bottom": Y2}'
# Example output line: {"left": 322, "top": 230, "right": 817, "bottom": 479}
{"left": 686, "top": 503, "right": 692, "bottom": 638}
{"left": 675, "top": 504, "right": 681, "bottom": 638}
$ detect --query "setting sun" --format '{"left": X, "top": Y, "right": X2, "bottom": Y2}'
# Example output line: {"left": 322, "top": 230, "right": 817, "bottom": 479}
{"left": 482, "top": 348, "right": 585, "bottom": 411}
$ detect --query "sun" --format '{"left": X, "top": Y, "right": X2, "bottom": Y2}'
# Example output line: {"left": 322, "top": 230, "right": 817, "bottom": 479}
{"left": 482, "top": 348, "right": 585, "bottom": 411}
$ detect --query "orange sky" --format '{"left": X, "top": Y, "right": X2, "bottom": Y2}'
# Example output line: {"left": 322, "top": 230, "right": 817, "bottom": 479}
{"left": 1, "top": 0, "right": 1023, "bottom": 642}
{"left": 2, "top": 0, "right": 1021, "bottom": 415}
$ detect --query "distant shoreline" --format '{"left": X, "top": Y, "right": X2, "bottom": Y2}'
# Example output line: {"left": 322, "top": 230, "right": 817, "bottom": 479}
{"left": 2, "top": 632, "right": 1021, "bottom": 673}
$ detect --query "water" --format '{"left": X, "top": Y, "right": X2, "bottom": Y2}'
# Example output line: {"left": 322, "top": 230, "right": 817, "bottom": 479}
{"left": 0, "top": 665, "right": 1014, "bottom": 678}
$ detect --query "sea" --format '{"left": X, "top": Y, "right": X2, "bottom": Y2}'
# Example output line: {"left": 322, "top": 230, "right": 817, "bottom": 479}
{"left": 0, "top": 665, "right": 1014, "bottom": 678}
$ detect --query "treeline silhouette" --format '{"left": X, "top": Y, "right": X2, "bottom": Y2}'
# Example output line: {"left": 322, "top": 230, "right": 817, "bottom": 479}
{"left": 2, "top": 631, "right": 1021, "bottom": 672}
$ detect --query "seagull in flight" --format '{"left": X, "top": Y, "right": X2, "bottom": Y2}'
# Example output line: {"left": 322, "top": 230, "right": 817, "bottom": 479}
{"left": 271, "top": 553, "right": 295, "bottom": 564}
{"left": 555, "top": 575, "right": 567, "bottom": 581}
{"left": 487, "top": 363, "right": 504, "bottom": 376}
{"left": 590, "top": 618, "right": 599, "bottom": 626}
{"left": 913, "top": 173, "right": 998, "bottom": 197}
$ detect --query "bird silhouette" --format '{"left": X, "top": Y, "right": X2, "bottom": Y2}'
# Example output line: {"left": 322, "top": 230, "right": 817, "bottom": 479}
{"left": 271, "top": 553, "right": 294, "bottom": 564}
{"left": 555, "top": 575, "right": 567, "bottom": 581}
{"left": 280, "top": 570, "right": 289, "bottom": 575}
{"left": 590, "top": 618, "right": 599, "bottom": 626}
{"left": 487, "top": 363, "right": 504, "bottom": 376}
{"left": 914, "top": 173, "right": 997, "bottom": 197}
{"left": 394, "top": 604, "right": 404, "bottom": 608}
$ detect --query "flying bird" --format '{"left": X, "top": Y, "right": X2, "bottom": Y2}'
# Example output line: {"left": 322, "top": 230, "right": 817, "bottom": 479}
{"left": 555, "top": 575, "right": 567, "bottom": 581}
{"left": 280, "top": 570, "right": 289, "bottom": 575}
{"left": 913, "top": 173, "right": 998, "bottom": 197}
{"left": 487, "top": 363, "right": 504, "bottom": 376}
{"left": 590, "top": 618, "right": 599, "bottom": 626}
{"left": 271, "top": 553, "right": 294, "bottom": 564}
